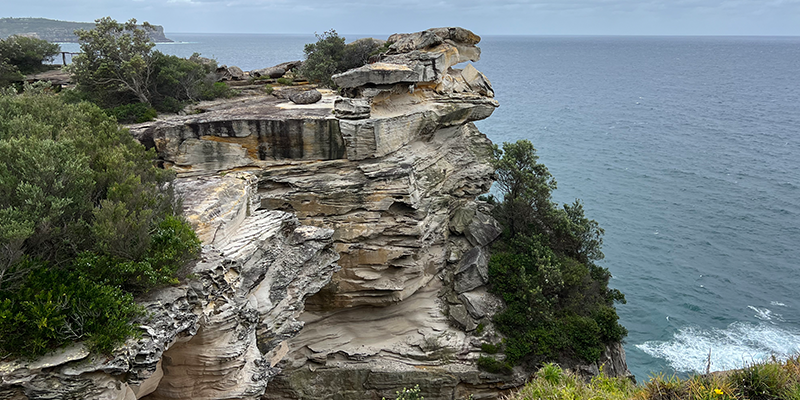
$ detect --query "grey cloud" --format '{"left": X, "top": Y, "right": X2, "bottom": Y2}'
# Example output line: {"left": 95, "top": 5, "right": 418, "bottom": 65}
{"left": 5, "top": 0, "right": 800, "bottom": 35}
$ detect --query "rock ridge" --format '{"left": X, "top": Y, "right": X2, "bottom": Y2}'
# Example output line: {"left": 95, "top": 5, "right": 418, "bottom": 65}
{"left": 0, "top": 26, "right": 630, "bottom": 400}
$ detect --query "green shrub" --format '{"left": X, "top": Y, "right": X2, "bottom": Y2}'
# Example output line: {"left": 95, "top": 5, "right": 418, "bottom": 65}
{"left": 263, "top": 84, "right": 274, "bottom": 95}
{"left": 0, "top": 61, "right": 24, "bottom": 88}
{"left": 199, "top": 81, "right": 234, "bottom": 100}
{"left": 487, "top": 140, "right": 626, "bottom": 366}
{"left": 0, "top": 262, "right": 141, "bottom": 357}
{"left": 276, "top": 77, "right": 294, "bottom": 86}
{"left": 67, "top": 18, "right": 231, "bottom": 113}
{"left": 0, "top": 90, "right": 199, "bottom": 358}
{"left": 299, "top": 29, "right": 380, "bottom": 88}
{"left": 0, "top": 36, "right": 60, "bottom": 75}
{"left": 477, "top": 355, "right": 513, "bottom": 374}
{"left": 108, "top": 102, "right": 157, "bottom": 123}
{"left": 481, "top": 342, "right": 500, "bottom": 354}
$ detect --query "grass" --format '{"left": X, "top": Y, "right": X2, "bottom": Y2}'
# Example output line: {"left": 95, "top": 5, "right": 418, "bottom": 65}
{"left": 500, "top": 356, "right": 800, "bottom": 400}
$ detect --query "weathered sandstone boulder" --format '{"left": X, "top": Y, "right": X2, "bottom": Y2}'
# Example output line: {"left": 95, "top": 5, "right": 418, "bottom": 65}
{"left": 251, "top": 61, "right": 303, "bottom": 79}
{"left": 216, "top": 65, "right": 245, "bottom": 81}
{"left": 289, "top": 89, "right": 322, "bottom": 104}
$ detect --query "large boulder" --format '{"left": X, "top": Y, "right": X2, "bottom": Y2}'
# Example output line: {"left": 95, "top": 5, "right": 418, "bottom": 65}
{"left": 289, "top": 89, "right": 322, "bottom": 104}
{"left": 216, "top": 65, "right": 244, "bottom": 81}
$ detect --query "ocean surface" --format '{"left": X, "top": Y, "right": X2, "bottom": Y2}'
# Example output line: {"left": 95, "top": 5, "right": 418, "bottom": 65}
{"left": 59, "top": 34, "right": 800, "bottom": 380}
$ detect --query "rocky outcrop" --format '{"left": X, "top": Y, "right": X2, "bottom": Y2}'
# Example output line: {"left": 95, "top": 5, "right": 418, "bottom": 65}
{"left": 124, "top": 26, "right": 630, "bottom": 399}
{"left": 0, "top": 26, "right": 630, "bottom": 400}
{"left": 251, "top": 61, "right": 303, "bottom": 79}
{"left": 0, "top": 173, "right": 339, "bottom": 399}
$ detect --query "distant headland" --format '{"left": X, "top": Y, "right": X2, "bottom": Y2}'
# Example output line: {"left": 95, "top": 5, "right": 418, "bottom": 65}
{"left": 0, "top": 17, "right": 172, "bottom": 43}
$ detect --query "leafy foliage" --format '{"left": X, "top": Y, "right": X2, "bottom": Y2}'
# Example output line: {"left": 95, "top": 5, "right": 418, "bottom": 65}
{"left": 0, "top": 90, "right": 199, "bottom": 358}
{"left": 486, "top": 140, "right": 626, "bottom": 366}
{"left": 0, "top": 35, "right": 60, "bottom": 87}
{"left": 67, "top": 17, "right": 231, "bottom": 113}
{"left": 299, "top": 30, "right": 381, "bottom": 88}
{"left": 108, "top": 102, "right": 157, "bottom": 123}
{"left": 503, "top": 355, "right": 800, "bottom": 400}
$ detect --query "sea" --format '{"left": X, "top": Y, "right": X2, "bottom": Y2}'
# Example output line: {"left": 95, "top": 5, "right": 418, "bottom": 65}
{"left": 58, "top": 33, "right": 800, "bottom": 381}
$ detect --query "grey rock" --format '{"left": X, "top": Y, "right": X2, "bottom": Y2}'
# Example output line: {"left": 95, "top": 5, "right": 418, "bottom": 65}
{"left": 334, "top": 98, "right": 371, "bottom": 119}
{"left": 332, "top": 62, "right": 420, "bottom": 89}
{"left": 454, "top": 247, "right": 489, "bottom": 293}
{"left": 459, "top": 288, "right": 503, "bottom": 319}
{"left": 462, "top": 63, "right": 494, "bottom": 98}
{"left": 216, "top": 65, "right": 245, "bottom": 81}
{"left": 252, "top": 67, "right": 286, "bottom": 79}
{"left": 464, "top": 211, "right": 502, "bottom": 247}
{"left": 449, "top": 304, "right": 478, "bottom": 331}
{"left": 449, "top": 203, "right": 477, "bottom": 235}
{"left": 289, "top": 89, "right": 322, "bottom": 104}
{"left": 251, "top": 61, "right": 302, "bottom": 78}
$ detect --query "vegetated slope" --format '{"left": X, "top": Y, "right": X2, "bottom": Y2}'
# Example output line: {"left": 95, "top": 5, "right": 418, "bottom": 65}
{"left": 0, "top": 17, "right": 171, "bottom": 42}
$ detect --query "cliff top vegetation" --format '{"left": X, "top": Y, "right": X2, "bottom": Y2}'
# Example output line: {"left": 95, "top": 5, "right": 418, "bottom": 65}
{"left": 63, "top": 17, "right": 233, "bottom": 122}
{"left": 0, "top": 35, "right": 60, "bottom": 87}
{"left": 498, "top": 358, "right": 800, "bottom": 400}
{"left": 299, "top": 29, "right": 386, "bottom": 88}
{"left": 480, "top": 140, "right": 627, "bottom": 372}
{"left": 0, "top": 86, "right": 200, "bottom": 358}
{"left": 0, "top": 17, "right": 171, "bottom": 43}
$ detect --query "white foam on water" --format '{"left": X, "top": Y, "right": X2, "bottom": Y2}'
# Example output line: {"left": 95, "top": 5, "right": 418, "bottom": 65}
{"left": 748, "top": 305, "right": 785, "bottom": 323}
{"left": 771, "top": 301, "right": 787, "bottom": 307}
{"left": 636, "top": 321, "right": 800, "bottom": 374}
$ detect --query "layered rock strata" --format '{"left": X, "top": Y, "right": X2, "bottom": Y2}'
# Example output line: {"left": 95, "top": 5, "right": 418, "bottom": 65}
{"left": 0, "top": 26, "right": 631, "bottom": 400}
{"left": 125, "top": 26, "right": 630, "bottom": 399}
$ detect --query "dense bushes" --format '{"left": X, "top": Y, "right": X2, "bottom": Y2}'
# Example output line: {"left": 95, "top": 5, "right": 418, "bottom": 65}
{"left": 483, "top": 140, "right": 626, "bottom": 369}
{"left": 300, "top": 29, "right": 382, "bottom": 87}
{"left": 0, "top": 35, "right": 60, "bottom": 87}
{"left": 0, "top": 90, "right": 200, "bottom": 357}
{"left": 67, "top": 17, "right": 232, "bottom": 115}
{"left": 505, "top": 359, "right": 800, "bottom": 400}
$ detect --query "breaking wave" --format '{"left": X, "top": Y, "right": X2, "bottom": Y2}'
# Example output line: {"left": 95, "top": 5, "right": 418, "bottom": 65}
{"left": 636, "top": 320, "right": 800, "bottom": 374}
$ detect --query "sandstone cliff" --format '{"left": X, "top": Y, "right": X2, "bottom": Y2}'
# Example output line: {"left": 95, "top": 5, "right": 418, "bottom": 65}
{"left": 0, "top": 27, "right": 630, "bottom": 400}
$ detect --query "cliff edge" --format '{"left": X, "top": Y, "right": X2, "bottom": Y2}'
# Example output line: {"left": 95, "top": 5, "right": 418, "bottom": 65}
{"left": 0, "top": 27, "right": 629, "bottom": 400}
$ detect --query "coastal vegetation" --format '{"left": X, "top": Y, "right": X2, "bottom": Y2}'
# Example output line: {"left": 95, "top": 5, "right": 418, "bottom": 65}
{"left": 299, "top": 29, "right": 382, "bottom": 87}
{"left": 66, "top": 17, "right": 233, "bottom": 121}
{"left": 500, "top": 358, "right": 800, "bottom": 400}
{"left": 481, "top": 140, "right": 627, "bottom": 370}
{"left": 0, "top": 86, "right": 200, "bottom": 358}
{"left": 0, "top": 35, "right": 60, "bottom": 87}
{"left": 0, "top": 17, "right": 171, "bottom": 43}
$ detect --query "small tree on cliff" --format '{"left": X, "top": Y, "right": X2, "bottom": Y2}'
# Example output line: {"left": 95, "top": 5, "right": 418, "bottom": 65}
{"left": 67, "top": 17, "right": 231, "bottom": 114}
{"left": 0, "top": 35, "right": 60, "bottom": 87}
{"left": 483, "top": 140, "right": 626, "bottom": 368}
{"left": 69, "top": 17, "right": 157, "bottom": 106}
{"left": 300, "top": 29, "right": 380, "bottom": 88}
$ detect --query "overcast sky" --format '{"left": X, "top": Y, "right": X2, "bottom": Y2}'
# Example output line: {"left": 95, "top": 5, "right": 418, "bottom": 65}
{"left": 5, "top": 0, "right": 800, "bottom": 36}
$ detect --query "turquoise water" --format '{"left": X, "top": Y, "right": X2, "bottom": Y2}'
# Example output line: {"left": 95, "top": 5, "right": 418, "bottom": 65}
{"left": 62, "top": 34, "right": 800, "bottom": 380}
